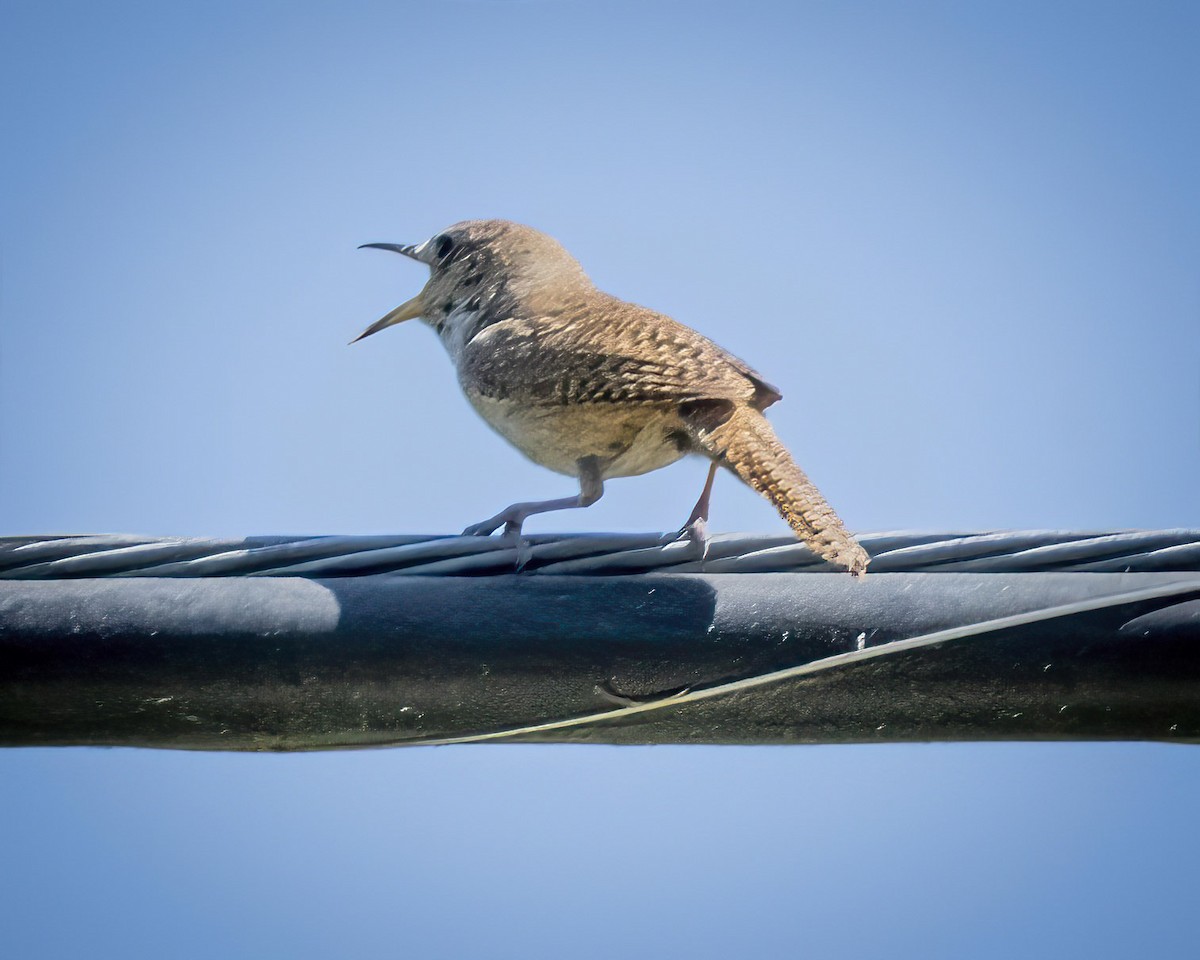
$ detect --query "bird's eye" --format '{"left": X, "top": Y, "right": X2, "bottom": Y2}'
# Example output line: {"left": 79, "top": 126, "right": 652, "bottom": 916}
{"left": 435, "top": 235, "right": 455, "bottom": 260}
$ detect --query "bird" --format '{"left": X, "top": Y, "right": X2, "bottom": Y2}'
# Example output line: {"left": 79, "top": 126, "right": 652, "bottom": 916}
{"left": 353, "top": 219, "right": 869, "bottom": 575}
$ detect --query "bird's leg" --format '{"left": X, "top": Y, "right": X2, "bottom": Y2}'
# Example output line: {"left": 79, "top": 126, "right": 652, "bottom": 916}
{"left": 675, "top": 460, "right": 719, "bottom": 543}
{"left": 462, "top": 456, "right": 604, "bottom": 537}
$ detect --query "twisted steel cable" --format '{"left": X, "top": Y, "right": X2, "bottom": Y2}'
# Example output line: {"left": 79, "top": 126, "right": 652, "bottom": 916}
{"left": 1, "top": 529, "right": 1198, "bottom": 580}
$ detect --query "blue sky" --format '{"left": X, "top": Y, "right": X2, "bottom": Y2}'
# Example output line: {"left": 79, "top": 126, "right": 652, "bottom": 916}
{"left": 1, "top": 2, "right": 1198, "bottom": 957}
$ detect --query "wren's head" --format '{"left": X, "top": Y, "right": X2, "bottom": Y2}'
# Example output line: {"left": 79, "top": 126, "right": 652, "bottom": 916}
{"left": 352, "top": 219, "right": 592, "bottom": 345}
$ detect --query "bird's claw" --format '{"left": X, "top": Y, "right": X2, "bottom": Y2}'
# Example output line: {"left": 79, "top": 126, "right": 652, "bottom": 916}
{"left": 664, "top": 516, "right": 709, "bottom": 560}
{"left": 680, "top": 516, "right": 708, "bottom": 544}
{"left": 462, "top": 516, "right": 530, "bottom": 571}
{"left": 462, "top": 515, "right": 526, "bottom": 541}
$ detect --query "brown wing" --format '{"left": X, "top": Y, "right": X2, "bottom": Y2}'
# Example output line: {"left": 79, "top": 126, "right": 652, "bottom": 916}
{"left": 462, "top": 297, "right": 782, "bottom": 409}
{"left": 719, "top": 353, "right": 782, "bottom": 410}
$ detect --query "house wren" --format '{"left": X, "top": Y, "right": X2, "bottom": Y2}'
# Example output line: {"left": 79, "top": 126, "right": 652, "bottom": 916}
{"left": 354, "top": 219, "right": 869, "bottom": 574}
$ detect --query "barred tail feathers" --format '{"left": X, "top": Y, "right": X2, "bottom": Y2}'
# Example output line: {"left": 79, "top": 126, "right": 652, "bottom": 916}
{"left": 689, "top": 404, "right": 869, "bottom": 575}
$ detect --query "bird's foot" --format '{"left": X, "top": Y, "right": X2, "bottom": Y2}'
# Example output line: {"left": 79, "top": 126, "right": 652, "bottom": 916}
{"left": 665, "top": 515, "right": 710, "bottom": 560}
{"left": 680, "top": 516, "right": 708, "bottom": 544}
{"left": 461, "top": 514, "right": 524, "bottom": 538}
{"left": 462, "top": 514, "right": 531, "bottom": 571}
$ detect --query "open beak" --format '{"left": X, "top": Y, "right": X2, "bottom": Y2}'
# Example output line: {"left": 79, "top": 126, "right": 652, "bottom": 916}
{"left": 349, "top": 293, "right": 426, "bottom": 343}
{"left": 352, "top": 242, "right": 429, "bottom": 344}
